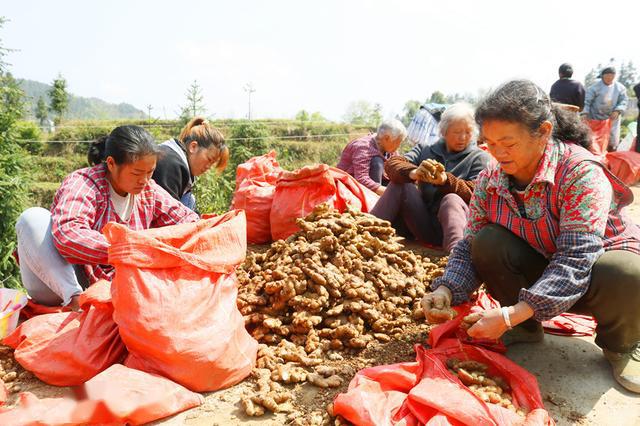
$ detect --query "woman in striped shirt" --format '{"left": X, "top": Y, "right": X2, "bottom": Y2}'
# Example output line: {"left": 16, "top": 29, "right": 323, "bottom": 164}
{"left": 15, "top": 125, "right": 199, "bottom": 310}
{"left": 421, "top": 80, "right": 640, "bottom": 393}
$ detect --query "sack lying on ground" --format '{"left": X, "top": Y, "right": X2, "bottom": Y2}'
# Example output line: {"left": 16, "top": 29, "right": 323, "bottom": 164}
{"left": 270, "top": 164, "right": 379, "bottom": 241}
{"left": 233, "top": 179, "right": 277, "bottom": 244}
{"left": 0, "top": 364, "right": 203, "bottom": 425}
{"left": 333, "top": 341, "right": 553, "bottom": 425}
{"left": 235, "top": 150, "right": 281, "bottom": 189}
{"left": 232, "top": 151, "right": 283, "bottom": 244}
{"left": 542, "top": 313, "right": 596, "bottom": 337}
{"left": 3, "top": 280, "right": 126, "bottom": 386}
{"left": 605, "top": 150, "right": 640, "bottom": 186}
{"left": 104, "top": 210, "right": 258, "bottom": 392}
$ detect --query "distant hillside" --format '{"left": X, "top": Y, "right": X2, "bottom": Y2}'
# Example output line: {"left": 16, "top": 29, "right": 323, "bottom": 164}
{"left": 19, "top": 79, "right": 145, "bottom": 120}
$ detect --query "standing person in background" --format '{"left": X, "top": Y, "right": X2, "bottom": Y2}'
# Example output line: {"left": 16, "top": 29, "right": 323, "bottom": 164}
{"left": 152, "top": 117, "right": 228, "bottom": 211}
{"left": 582, "top": 67, "right": 629, "bottom": 152}
{"left": 550, "top": 63, "right": 585, "bottom": 110}
{"left": 634, "top": 82, "right": 640, "bottom": 153}
{"left": 336, "top": 119, "right": 407, "bottom": 196}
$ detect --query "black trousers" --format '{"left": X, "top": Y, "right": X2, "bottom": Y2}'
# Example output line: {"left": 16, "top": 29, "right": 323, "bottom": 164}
{"left": 471, "top": 224, "right": 640, "bottom": 353}
{"left": 636, "top": 114, "right": 640, "bottom": 153}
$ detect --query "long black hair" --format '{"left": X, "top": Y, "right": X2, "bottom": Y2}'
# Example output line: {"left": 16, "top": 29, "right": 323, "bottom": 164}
{"left": 88, "top": 125, "right": 160, "bottom": 166}
{"left": 475, "top": 79, "right": 591, "bottom": 149}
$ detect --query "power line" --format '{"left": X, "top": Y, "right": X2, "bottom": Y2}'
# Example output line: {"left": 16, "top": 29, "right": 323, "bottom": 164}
{"left": 30, "top": 120, "right": 368, "bottom": 129}
{"left": 16, "top": 132, "right": 368, "bottom": 144}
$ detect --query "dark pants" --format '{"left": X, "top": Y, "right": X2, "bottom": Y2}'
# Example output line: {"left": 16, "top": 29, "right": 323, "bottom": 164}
{"left": 472, "top": 224, "right": 640, "bottom": 353}
{"left": 636, "top": 115, "right": 640, "bottom": 153}
{"left": 369, "top": 156, "right": 387, "bottom": 185}
{"left": 370, "top": 182, "right": 469, "bottom": 252}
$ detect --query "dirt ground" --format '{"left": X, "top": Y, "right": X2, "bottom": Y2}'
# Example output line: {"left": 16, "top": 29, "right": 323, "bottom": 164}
{"left": 2, "top": 185, "right": 639, "bottom": 425}
{"left": 161, "top": 184, "right": 640, "bottom": 426}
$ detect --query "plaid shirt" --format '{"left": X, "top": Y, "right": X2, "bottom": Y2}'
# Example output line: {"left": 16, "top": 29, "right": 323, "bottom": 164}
{"left": 336, "top": 134, "right": 395, "bottom": 191}
{"left": 51, "top": 164, "right": 199, "bottom": 283}
{"left": 432, "top": 141, "right": 640, "bottom": 321}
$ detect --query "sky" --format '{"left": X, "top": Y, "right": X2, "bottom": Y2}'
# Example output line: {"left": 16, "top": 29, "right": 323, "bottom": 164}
{"left": 3, "top": 0, "right": 640, "bottom": 121}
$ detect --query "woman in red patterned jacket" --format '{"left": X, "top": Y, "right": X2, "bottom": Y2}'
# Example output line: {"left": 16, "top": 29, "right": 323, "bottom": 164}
{"left": 421, "top": 80, "right": 640, "bottom": 393}
{"left": 15, "top": 125, "right": 199, "bottom": 310}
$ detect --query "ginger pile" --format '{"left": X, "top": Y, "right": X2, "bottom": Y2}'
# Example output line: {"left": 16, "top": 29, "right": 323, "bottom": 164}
{"left": 0, "top": 346, "right": 31, "bottom": 395}
{"left": 447, "top": 358, "right": 527, "bottom": 416}
{"left": 237, "top": 204, "right": 446, "bottom": 416}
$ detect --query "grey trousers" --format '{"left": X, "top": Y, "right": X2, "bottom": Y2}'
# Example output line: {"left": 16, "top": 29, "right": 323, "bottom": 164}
{"left": 471, "top": 224, "right": 640, "bottom": 353}
{"left": 15, "top": 207, "right": 87, "bottom": 306}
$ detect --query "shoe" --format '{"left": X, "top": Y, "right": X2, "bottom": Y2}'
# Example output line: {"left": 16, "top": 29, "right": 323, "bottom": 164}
{"left": 603, "top": 343, "right": 640, "bottom": 393}
{"left": 502, "top": 323, "right": 544, "bottom": 346}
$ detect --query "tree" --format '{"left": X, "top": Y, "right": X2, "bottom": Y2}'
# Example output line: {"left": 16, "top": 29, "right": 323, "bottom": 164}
{"left": 48, "top": 74, "right": 69, "bottom": 124}
{"left": 309, "top": 111, "right": 326, "bottom": 121}
{"left": 371, "top": 103, "right": 383, "bottom": 126}
{"left": 400, "top": 100, "right": 421, "bottom": 126}
{"left": 295, "top": 109, "right": 309, "bottom": 121}
{"left": 584, "top": 65, "right": 601, "bottom": 89}
{"left": 343, "top": 100, "right": 381, "bottom": 126}
{"left": 618, "top": 61, "right": 638, "bottom": 95}
{"left": 182, "top": 80, "right": 206, "bottom": 120}
{"left": 429, "top": 91, "right": 447, "bottom": 104}
{"left": 0, "top": 17, "right": 30, "bottom": 288}
{"left": 35, "top": 96, "right": 48, "bottom": 124}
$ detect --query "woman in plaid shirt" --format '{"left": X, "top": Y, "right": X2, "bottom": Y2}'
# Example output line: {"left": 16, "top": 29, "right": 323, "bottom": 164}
{"left": 422, "top": 80, "right": 640, "bottom": 393}
{"left": 15, "top": 126, "right": 199, "bottom": 310}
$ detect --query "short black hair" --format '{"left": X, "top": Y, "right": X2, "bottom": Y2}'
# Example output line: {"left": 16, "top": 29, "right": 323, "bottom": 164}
{"left": 600, "top": 66, "right": 616, "bottom": 77}
{"left": 558, "top": 63, "right": 573, "bottom": 78}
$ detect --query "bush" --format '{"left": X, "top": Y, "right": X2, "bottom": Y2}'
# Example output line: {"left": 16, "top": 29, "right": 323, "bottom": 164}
{"left": 193, "top": 120, "right": 349, "bottom": 215}
{"left": 28, "top": 181, "right": 60, "bottom": 208}
{"left": 30, "top": 155, "right": 86, "bottom": 183}
{"left": 0, "top": 72, "right": 31, "bottom": 288}
{"left": 15, "top": 121, "right": 43, "bottom": 154}
{"left": 194, "top": 120, "right": 271, "bottom": 214}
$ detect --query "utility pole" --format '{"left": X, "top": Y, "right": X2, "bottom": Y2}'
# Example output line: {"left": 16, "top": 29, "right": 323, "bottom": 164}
{"left": 244, "top": 83, "right": 256, "bottom": 120}
{"left": 146, "top": 104, "right": 153, "bottom": 123}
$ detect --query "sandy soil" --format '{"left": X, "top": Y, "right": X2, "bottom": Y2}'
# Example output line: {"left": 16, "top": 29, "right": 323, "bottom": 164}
{"left": 3, "top": 185, "right": 639, "bottom": 426}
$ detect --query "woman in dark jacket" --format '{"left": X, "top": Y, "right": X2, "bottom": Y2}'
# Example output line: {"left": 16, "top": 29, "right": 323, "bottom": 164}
{"left": 371, "top": 103, "right": 489, "bottom": 252}
{"left": 152, "top": 117, "right": 228, "bottom": 210}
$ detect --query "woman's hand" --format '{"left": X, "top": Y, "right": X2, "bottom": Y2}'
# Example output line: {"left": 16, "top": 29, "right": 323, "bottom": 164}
{"left": 68, "top": 294, "right": 82, "bottom": 312}
{"left": 466, "top": 302, "right": 535, "bottom": 340}
{"left": 375, "top": 186, "right": 386, "bottom": 196}
{"left": 465, "top": 308, "right": 509, "bottom": 340}
{"left": 413, "top": 160, "right": 447, "bottom": 185}
{"left": 421, "top": 286, "right": 453, "bottom": 323}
